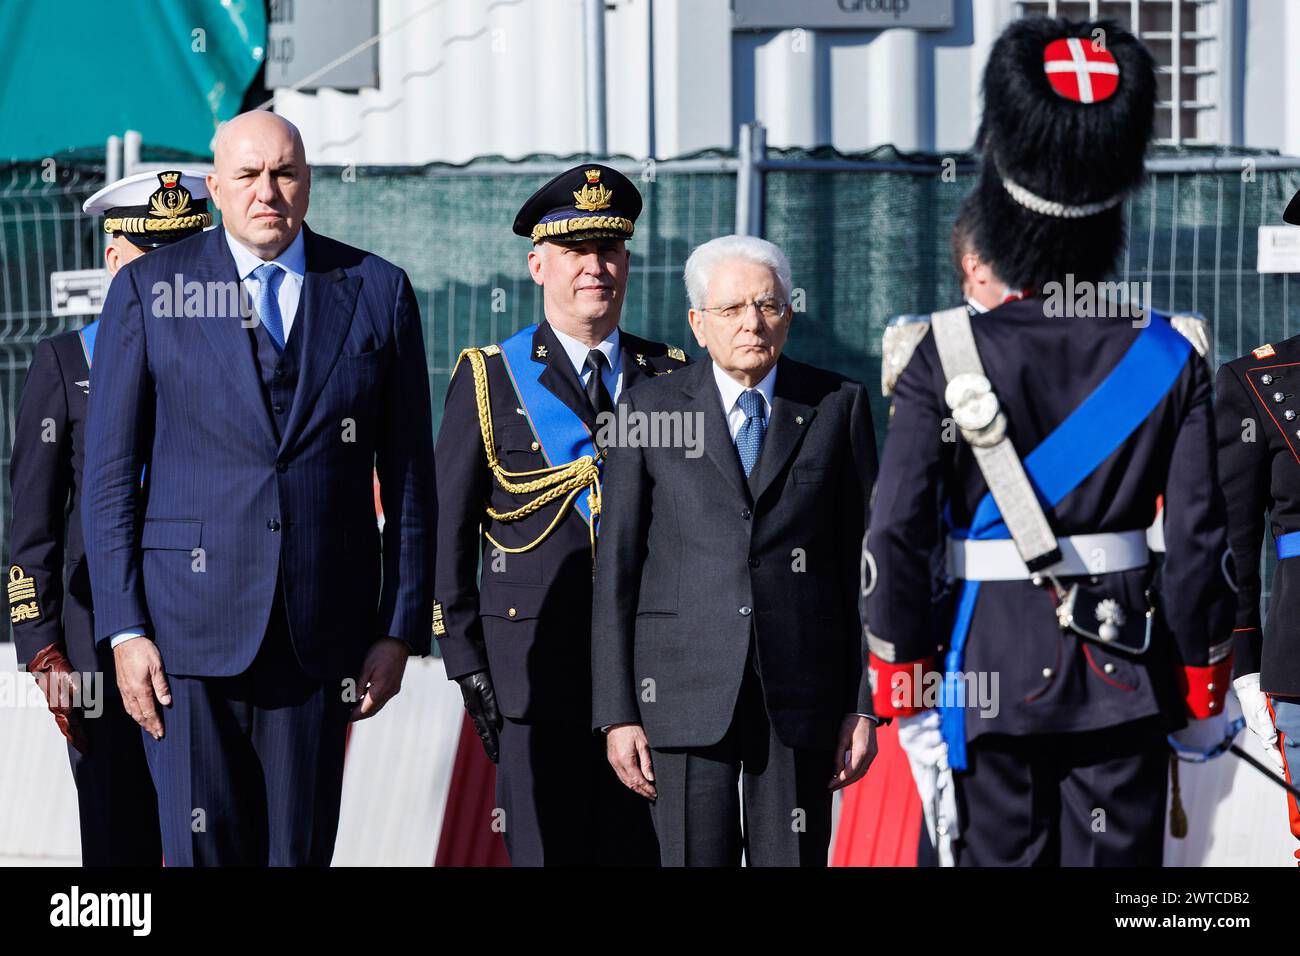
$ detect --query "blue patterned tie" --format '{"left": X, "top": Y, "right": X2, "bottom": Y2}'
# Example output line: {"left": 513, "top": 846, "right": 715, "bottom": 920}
{"left": 735, "top": 388, "right": 767, "bottom": 477}
{"left": 252, "top": 262, "right": 285, "bottom": 352}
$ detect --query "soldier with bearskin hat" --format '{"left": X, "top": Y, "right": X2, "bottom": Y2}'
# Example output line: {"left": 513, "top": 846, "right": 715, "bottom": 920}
{"left": 863, "top": 16, "right": 1235, "bottom": 866}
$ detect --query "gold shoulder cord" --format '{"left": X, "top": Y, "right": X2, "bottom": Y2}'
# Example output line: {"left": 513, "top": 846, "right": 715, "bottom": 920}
{"left": 458, "top": 348, "right": 602, "bottom": 560}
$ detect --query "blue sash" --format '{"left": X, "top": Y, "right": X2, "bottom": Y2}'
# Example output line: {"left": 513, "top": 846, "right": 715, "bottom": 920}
{"left": 940, "top": 317, "right": 1192, "bottom": 770}
{"left": 497, "top": 325, "right": 599, "bottom": 530}
{"left": 78, "top": 320, "right": 98, "bottom": 366}
{"left": 1277, "top": 532, "right": 1300, "bottom": 560}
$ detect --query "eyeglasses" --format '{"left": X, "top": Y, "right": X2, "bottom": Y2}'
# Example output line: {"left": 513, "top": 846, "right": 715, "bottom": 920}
{"left": 698, "top": 299, "right": 789, "bottom": 320}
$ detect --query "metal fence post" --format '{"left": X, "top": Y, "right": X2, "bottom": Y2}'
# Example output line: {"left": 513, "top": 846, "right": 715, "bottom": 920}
{"left": 106, "top": 136, "right": 122, "bottom": 185}
{"left": 124, "top": 129, "right": 142, "bottom": 178}
{"left": 735, "top": 121, "right": 767, "bottom": 237}
{"left": 584, "top": 0, "right": 608, "bottom": 157}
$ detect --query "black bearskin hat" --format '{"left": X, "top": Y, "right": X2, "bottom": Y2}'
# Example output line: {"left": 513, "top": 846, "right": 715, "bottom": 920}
{"left": 971, "top": 17, "right": 1156, "bottom": 291}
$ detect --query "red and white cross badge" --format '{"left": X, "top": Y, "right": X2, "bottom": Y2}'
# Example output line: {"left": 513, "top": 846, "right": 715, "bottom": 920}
{"left": 1042, "top": 37, "right": 1120, "bottom": 104}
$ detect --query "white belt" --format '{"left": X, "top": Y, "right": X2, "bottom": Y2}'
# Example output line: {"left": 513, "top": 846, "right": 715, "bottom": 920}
{"left": 946, "top": 530, "right": 1151, "bottom": 582}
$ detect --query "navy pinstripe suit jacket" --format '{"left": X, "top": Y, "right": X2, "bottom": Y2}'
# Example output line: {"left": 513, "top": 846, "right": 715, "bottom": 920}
{"left": 82, "top": 224, "right": 436, "bottom": 679}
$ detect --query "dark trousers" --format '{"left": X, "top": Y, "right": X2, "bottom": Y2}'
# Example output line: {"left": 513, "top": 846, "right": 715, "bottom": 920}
{"left": 68, "top": 649, "right": 162, "bottom": 866}
{"left": 142, "top": 593, "right": 352, "bottom": 866}
{"left": 496, "top": 714, "right": 659, "bottom": 866}
{"left": 648, "top": 653, "right": 834, "bottom": 867}
{"left": 955, "top": 718, "right": 1168, "bottom": 867}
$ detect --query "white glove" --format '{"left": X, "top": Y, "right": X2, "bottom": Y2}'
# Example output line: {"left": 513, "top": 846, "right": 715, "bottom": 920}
{"left": 897, "top": 709, "right": 946, "bottom": 769}
{"left": 1234, "top": 673, "right": 1285, "bottom": 775}
{"left": 898, "top": 711, "right": 959, "bottom": 865}
{"left": 1170, "top": 712, "right": 1228, "bottom": 753}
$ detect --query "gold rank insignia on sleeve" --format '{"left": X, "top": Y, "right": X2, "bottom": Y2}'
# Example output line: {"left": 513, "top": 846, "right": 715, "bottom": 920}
{"left": 667, "top": 346, "right": 686, "bottom": 362}
{"left": 431, "top": 601, "right": 446, "bottom": 637}
{"left": 1253, "top": 343, "right": 1276, "bottom": 359}
{"left": 8, "top": 565, "right": 41, "bottom": 624}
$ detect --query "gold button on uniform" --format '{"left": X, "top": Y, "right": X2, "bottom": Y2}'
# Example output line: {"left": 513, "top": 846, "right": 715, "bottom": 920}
{"left": 508, "top": 607, "right": 517, "bottom": 618}
{"left": 530, "top": 441, "right": 540, "bottom": 452}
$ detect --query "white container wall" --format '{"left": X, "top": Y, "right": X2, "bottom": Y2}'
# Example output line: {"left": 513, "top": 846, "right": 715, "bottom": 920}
{"left": 274, "top": 0, "right": 1294, "bottom": 165}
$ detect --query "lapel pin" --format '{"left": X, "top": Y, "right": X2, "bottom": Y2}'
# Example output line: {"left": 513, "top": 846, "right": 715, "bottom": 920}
{"left": 795, "top": 415, "right": 805, "bottom": 425}
{"left": 535, "top": 345, "right": 548, "bottom": 358}
{"left": 636, "top": 354, "right": 646, "bottom": 366}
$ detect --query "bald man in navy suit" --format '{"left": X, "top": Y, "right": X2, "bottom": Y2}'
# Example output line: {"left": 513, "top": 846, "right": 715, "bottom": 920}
{"left": 83, "top": 111, "right": 436, "bottom": 866}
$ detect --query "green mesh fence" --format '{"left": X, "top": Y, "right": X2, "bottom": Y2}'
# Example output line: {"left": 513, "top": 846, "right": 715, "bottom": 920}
{"left": 3, "top": 147, "right": 1300, "bottom": 630}
{"left": 304, "top": 157, "right": 737, "bottom": 423}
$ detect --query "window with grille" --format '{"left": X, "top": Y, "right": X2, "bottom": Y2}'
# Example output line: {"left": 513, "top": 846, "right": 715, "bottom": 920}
{"left": 1017, "top": 0, "right": 1226, "bottom": 146}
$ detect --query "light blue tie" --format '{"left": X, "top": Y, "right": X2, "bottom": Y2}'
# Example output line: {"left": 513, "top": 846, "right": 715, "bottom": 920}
{"left": 252, "top": 262, "right": 285, "bottom": 352}
{"left": 735, "top": 388, "right": 767, "bottom": 478}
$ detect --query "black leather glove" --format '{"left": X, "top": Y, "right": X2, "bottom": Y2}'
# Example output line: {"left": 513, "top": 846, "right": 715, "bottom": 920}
{"left": 456, "top": 669, "right": 502, "bottom": 763}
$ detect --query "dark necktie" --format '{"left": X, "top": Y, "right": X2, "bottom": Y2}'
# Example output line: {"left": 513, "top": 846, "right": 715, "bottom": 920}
{"left": 735, "top": 388, "right": 768, "bottom": 477}
{"left": 585, "top": 348, "right": 613, "bottom": 419}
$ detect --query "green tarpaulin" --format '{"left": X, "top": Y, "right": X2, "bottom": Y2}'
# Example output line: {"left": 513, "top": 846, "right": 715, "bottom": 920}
{"left": 0, "top": 0, "right": 266, "bottom": 160}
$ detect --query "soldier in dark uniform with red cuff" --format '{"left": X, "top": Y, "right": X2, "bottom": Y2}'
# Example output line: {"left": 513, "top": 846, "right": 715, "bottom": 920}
{"left": 1213, "top": 186, "right": 1300, "bottom": 865}
{"left": 7, "top": 169, "right": 212, "bottom": 865}
{"left": 863, "top": 18, "right": 1235, "bottom": 866}
{"left": 433, "top": 164, "right": 684, "bottom": 865}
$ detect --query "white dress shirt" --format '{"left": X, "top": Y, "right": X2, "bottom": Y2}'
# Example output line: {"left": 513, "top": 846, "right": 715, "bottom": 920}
{"left": 550, "top": 325, "right": 623, "bottom": 401}
{"left": 109, "top": 229, "right": 308, "bottom": 650}
{"left": 712, "top": 360, "right": 777, "bottom": 439}
{"left": 225, "top": 227, "right": 307, "bottom": 341}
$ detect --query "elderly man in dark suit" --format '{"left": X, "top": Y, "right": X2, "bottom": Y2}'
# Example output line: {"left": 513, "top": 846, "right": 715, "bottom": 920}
{"left": 591, "top": 234, "right": 879, "bottom": 866}
{"left": 82, "top": 110, "right": 437, "bottom": 866}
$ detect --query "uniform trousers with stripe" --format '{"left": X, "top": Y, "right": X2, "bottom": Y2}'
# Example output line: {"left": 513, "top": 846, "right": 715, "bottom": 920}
{"left": 1269, "top": 696, "right": 1300, "bottom": 863}
{"left": 141, "top": 582, "right": 353, "bottom": 866}
{"left": 647, "top": 644, "right": 834, "bottom": 867}
{"left": 954, "top": 717, "right": 1168, "bottom": 866}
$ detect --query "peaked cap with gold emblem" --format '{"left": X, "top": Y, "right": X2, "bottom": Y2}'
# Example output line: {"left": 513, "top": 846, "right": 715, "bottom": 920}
{"left": 82, "top": 168, "right": 213, "bottom": 249}
{"left": 512, "top": 163, "right": 642, "bottom": 244}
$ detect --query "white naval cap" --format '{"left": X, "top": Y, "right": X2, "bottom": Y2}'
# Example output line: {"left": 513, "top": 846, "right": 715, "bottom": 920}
{"left": 83, "top": 168, "right": 213, "bottom": 248}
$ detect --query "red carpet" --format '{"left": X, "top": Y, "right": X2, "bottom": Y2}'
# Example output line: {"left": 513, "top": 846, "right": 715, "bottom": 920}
{"left": 832, "top": 719, "right": 922, "bottom": 867}
{"left": 434, "top": 714, "right": 511, "bottom": 866}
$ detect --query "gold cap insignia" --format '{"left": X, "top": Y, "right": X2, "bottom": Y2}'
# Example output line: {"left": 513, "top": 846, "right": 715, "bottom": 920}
{"left": 482, "top": 344, "right": 501, "bottom": 357}
{"left": 7, "top": 565, "right": 40, "bottom": 624}
{"left": 667, "top": 346, "right": 686, "bottom": 362}
{"left": 1253, "top": 344, "right": 1276, "bottom": 359}
{"left": 104, "top": 169, "right": 212, "bottom": 236}
{"left": 149, "top": 170, "right": 194, "bottom": 220}
{"left": 573, "top": 169, "right": 613, "bottom": 212}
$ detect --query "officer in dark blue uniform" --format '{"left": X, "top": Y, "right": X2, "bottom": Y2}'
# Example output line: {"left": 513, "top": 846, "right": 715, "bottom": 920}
{"left": 433, "top": 164, "right": 684, "bottom": 865}
{"left": 7, "top": 169, "right": 212, "bottom": 865}
{"left": 1213, "top": 186, "right": 1300, "bottom": 865}
{"left": 863, "top": 18, "right": 1235, "bottom": 866}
